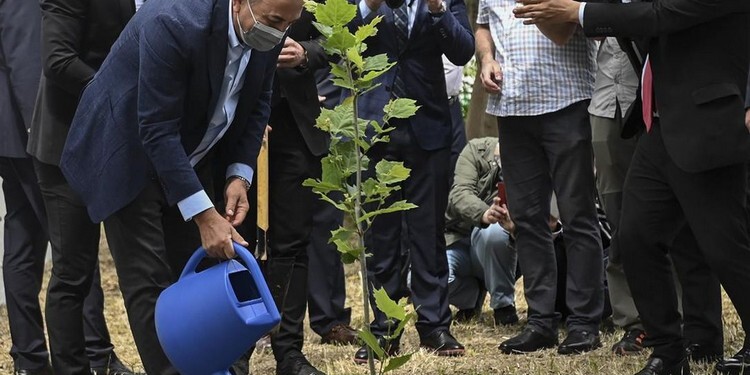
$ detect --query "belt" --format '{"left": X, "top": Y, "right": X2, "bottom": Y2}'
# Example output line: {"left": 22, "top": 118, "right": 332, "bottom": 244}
{"left": 448, "top": 95, "right": 459, "bottom": 105}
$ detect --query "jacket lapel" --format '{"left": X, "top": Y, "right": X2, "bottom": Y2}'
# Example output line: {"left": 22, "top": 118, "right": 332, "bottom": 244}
{"left": 407, "top": 0, "right": 427, "bottom": 44}
{"left": 207, "top": 0, "right": 230, "bottom": 120}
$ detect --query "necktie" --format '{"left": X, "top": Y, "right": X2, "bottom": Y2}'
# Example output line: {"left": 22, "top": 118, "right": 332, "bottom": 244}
{"left": 391, "top": 2, "right": 409, "bottom": 98}
{"left": 641, "top": 56, "right": 654, "bottom": 132}
{"left": 393, "top": 2, "right": 409, "bottom": 51}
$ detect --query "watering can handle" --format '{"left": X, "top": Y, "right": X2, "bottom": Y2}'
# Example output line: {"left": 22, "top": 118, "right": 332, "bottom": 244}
{"left": 181, "top": 243, "right": 279, "bottom": 315}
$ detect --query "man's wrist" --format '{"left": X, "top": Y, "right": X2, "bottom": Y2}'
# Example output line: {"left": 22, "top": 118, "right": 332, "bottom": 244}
{"left": 228, "top": 175, "right": 251, "bottom": 191}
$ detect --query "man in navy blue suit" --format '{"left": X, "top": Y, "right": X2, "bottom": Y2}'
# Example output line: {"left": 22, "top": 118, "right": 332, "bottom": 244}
{"left": 348, "top": 0, "right": 475, "bottom": 363}
{"left": 60, "top": 0, "right": 303, "bottom": 373}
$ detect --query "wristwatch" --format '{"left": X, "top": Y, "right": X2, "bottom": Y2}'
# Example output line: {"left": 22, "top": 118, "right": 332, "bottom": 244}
{"left": 229, "top": 175, "right": 251, "bottom": 191}
{"left": 429, "top": 0, "right": 446, "bottom": 15}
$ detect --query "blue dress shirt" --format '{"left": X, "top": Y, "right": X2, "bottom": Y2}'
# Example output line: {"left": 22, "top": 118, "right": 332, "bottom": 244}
{"left": 177, "top": 6, "right": 254, "bottom": 221}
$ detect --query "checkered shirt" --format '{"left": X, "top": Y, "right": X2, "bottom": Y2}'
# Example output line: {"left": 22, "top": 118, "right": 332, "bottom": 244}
{"left": 477, "top": 0, "right": 597, "bottom": 117}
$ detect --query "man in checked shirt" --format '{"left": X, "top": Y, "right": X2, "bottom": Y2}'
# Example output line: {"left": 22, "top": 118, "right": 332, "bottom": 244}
{"left": 475, "top": 0, "right": 604, "bottom": 355}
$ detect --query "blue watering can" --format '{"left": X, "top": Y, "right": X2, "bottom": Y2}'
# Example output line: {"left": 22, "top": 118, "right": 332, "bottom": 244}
{"left": 155, "top": 242, "right": 280, "bottom": 375}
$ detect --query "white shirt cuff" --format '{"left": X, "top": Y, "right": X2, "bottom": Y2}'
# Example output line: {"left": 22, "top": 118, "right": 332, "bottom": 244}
{"left": 578, "top": 2, "right": 586, "bottom": 27}
{"left": 177, "top": 190, "right": 214, "bottom": 222}
{"left": 225, "top": 163, "right": 254, "bottom": 184}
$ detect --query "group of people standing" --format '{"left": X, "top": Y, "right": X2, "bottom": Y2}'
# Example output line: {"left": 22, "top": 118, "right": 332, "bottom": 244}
{"left": 1, "top": 0, "right": 749, "bottom": 375}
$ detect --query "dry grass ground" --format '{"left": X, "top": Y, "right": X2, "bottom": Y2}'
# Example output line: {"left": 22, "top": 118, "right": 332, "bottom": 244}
{"left": 0, "top": 243, "right": 744, "bottom": 375}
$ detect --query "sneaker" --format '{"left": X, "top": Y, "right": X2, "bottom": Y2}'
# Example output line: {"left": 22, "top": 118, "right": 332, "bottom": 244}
{"left": 612, "top": 329, "right": 646, "bottom": 355}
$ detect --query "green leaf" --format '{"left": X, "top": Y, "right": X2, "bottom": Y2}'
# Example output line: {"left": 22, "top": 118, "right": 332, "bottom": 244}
{"left": 302, "top": 178, "right": 343, "bottom": 195}
{"left": 324, "top": 29, "right": 357, "bottom": 55}
{"left": 363, "top": 54, "right": 391, "bottom": 72}
{"left": 374, "top": 287, "right": 406, "bottom": 321}
{"left": 383, "top": 353, "right": 413, "bottom": 373}
{"left": 375, "top": 160, "right": 411, "bottom": 185}
{"left": 358, "top": 200, "right": 417, "bottom": 222}
{"left": 391, "top": 312, "right": 414, "bottom": 339}
{"left": 314, "top": 0, "right": 357, "bottom": 28}
{"left": 360, "top": 68, "right": 392, "bottom": 83}
{"left": 383, "top": 98, "right": 419, "bottom": 121}
{"left": 346, "top": 47, "right": 364, "bottom": 71}
{"left": 321, "top": 155, "right": 344, "bottom": 187}
{"left": 354, "top": 16, "right": 382, "bottom": 42}
{"left": 304, "top": 1, "right": 319, "bottom": 14}
{"left": 358, "top": 329, "right": 385, "bottom": 359}
{"left": 311, "top": 21, "right": 332, "bottom": 38}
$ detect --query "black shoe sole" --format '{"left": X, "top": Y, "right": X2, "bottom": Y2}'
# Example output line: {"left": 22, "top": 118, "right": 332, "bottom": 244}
{"left": 558, "top": 341, "right": 603, "bottom": 355}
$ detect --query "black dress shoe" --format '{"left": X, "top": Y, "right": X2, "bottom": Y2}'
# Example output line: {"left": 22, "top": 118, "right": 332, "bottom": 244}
{"left": 493, "top": 305, "right": 519, "bottom": 326}
{"left": 498, "top": 327, "right": 557, "bottom": 354}
{"left": 91, "top": 353, "right": 137, "bottom": 375}
{"left": 420, "top": 330, "right": 465, "bottom": 357}
{"left": 715, "top": 346, "right": 750, "bottom": 375}
{"left": 687, "top": 343, "right": 722, "bottom": 363}
{"left": 558, "top": 330, "right": 602, "bottom": 355}
{"left": 14, "top": 366, "right": 52, "bottom": 375}
{"left": 277, "top": 351, "right": 325, "bottom": 375}
{"left": 634, "top": 356, "right": 690, "bottom": 375}
{"left": 353, "top": 337, "right": 400, "bottom": 364}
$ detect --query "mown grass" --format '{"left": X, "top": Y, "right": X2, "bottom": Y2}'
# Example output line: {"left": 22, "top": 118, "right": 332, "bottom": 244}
{"left": 1, "top": 242, "right": 742, "bottom": 374}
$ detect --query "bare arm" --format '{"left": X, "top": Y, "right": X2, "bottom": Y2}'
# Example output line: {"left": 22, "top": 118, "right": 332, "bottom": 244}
{"left": 475, "top": 24, "right": 502, "bottom": 94}
{"left": 536, "top": 22, "right": 577, "bottom": 45}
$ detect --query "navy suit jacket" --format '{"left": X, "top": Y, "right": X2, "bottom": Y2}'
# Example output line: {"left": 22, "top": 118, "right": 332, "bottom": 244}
{"left": 584, "top": 0, "right": 750, "bottom": 172}
{"left": 0, "top": 0, "right": 41, "bottom": 158}
{"left": 61, "top": 0, "right": 280, "bottom": 223}
{"left": 351, "top": 0, "right": 474, "bottom": 151}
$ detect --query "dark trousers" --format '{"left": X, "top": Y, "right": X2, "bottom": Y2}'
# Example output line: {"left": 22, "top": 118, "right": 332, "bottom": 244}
{"left": 1, "top": 157, "right": 49, "bottom": 370}
{"left": 619, "top": 123, "right": 750, "bottom": 363}
{"left": 102, "top": 173, "right": 209, "bottom": 374}
{"left": 307, "top": 196, "right": 351, "bottom": 337}
{"left": 449, "top": 97, "right": 467, "bottom": 178}
{"left": 242, "top": 99, "right": 320, "bottom": 362}
{"left": 33, "top": 159, "right": 119, "bottom": 374}
{"left": 497, "top": 100, "right": 604, "bottom": 336}
{"left": 364, "top": 123, "right": 452, "bottom": 339}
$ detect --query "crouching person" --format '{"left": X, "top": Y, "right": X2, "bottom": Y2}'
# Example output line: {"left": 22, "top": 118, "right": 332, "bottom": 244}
{"left": 444, "top": 137, "right": 519, "bottom": 326}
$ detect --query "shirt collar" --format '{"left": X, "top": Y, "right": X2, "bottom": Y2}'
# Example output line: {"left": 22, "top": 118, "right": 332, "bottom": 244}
{"left": 227, "top": 2, "right": 243, "bottom": 50}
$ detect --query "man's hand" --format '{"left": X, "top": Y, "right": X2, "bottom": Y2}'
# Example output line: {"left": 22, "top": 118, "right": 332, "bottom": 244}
{"left": 225, "top": 178, "right": 250, "bottom": 226}
{"left": 427, "top": 0, "right": 444, "bottom": 13}
{"left": 194, "top": 208, "right": 248, "bottom": 259}
{"left": 513, "top": 0, "right": 581, "bottom": 25}
{"left": 479, "top": 59, "right": 503, "bottom": 94}
{"left": 277, "top": 38, "right": 307, "bottom": 69}
{"left": 745, "top": 109, "right": 750, "bottom": 133}
{"left": 482, "top": 197, "right": 510, "bottom": 226}
{"left": 495, "top": 199, "right": 516, "bottom": 234}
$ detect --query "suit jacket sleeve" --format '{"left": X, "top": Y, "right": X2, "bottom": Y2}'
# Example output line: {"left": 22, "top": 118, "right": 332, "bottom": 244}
{"left": 583, "top": 0, "right": 750, "bottom": 38}
{"left": 40, "top": 0, "right": 97, "bottom": 96}
{"left": 137, "top": 13, "right": 204, "bottom": 205}
{"left": 430, "top": 0, "right": 475, "bottom": 66}
{"left": 0, "top": 0, "right": 42, "bottom": 127}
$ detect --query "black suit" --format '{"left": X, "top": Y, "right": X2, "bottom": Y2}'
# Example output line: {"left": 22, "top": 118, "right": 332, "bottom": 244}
{"left": 0, "top": 2, "right": 48, "bottom": 371}
{"left": 1, "top": 0, "right": 117, "bottom": 371}
{"left": 583, "top": 0, "right": 750, "bottom": 364}
{"left": 239, "top": 10, "right": 329, "bottom": 365}
{"left": 28, "top": 0, "right": 134, "bottom": 373}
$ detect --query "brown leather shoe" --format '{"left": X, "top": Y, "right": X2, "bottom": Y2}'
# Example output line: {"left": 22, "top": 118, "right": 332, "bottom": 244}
{"left": 321, "top": 323, "right": 359, "bottom": 345}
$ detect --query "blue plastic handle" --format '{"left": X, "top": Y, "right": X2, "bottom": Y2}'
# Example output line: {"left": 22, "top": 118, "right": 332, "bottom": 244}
{"left": 180, "top": 243, "right": 279, "bottom": 317}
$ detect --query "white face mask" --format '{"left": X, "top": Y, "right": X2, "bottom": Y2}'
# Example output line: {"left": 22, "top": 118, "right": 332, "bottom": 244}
{"left": 236, "top": 0, "right": 286, "bottom": 51}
